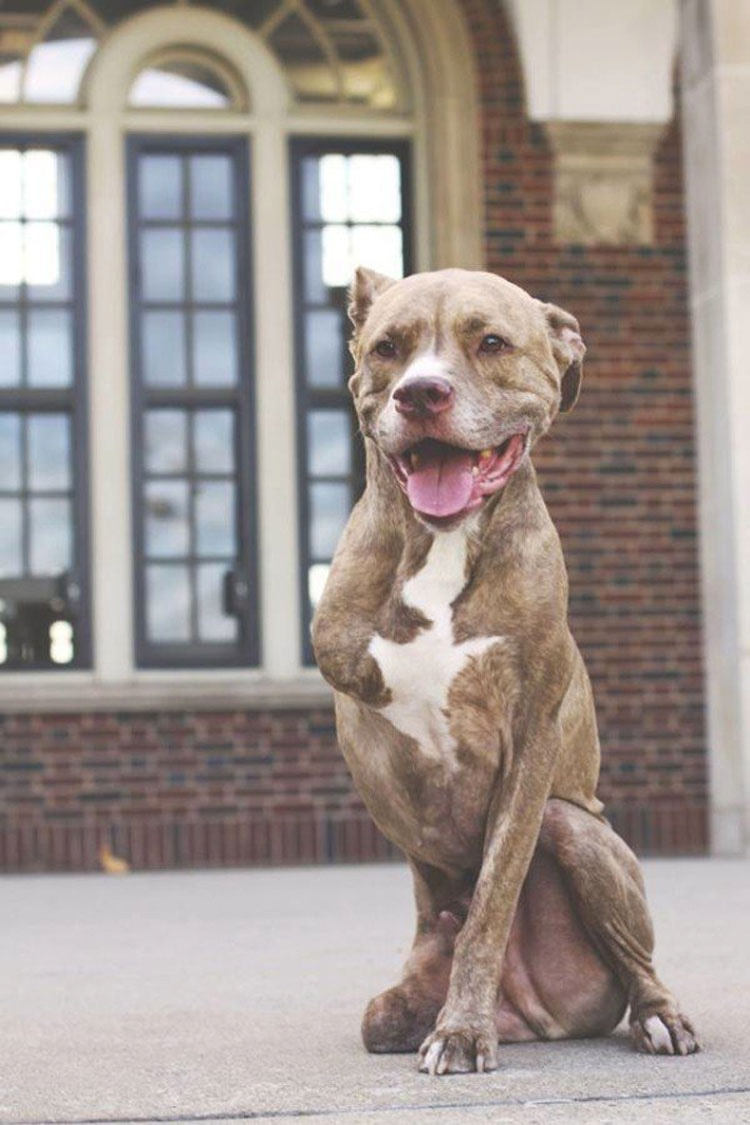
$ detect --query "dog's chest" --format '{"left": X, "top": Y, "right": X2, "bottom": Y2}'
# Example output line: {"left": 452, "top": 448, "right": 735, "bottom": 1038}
{"left": 368, "top": 529, "right": 503, "bottom": 767}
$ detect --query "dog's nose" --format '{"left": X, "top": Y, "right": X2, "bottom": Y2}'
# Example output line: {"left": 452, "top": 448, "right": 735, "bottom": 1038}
{"left": 393, "top": 376, "right": 454, "bottom": 416}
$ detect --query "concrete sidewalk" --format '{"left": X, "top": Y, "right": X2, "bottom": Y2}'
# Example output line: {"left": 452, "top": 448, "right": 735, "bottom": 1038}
{"left": 1, "top": 858, "right": 749, "bottom": 1125}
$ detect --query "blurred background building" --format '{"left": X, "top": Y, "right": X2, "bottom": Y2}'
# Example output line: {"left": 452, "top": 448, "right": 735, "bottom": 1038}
{"left": 0, "top": 0, "right": 746, "bottom": 869}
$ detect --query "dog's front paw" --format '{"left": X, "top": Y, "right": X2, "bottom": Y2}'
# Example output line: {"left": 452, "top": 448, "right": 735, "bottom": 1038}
{"left": 418, "top": 1021, "right": 498, "bottom": 1075}
{"left": 631, "top": 1010, "right": 699, "bottom": 1056}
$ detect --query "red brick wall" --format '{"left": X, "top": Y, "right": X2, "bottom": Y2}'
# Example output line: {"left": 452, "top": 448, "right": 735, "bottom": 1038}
{"left": 0, "top": 2, "right": 707, "bottom": 871}
{"left": 0, "top": 709, "right": 401, "bottom": 871}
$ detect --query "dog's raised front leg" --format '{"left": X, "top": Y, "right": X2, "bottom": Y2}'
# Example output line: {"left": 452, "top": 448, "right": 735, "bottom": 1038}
{"left": 418, "top": 720, "right": 561, "bottom": 1075}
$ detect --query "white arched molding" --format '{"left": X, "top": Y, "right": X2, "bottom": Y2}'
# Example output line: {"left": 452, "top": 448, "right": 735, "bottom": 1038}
{"left": 84, "top": 7, "right": 300, "bottom": 699}
{"left": 0, "top": 0, "right": 483, "bottom": 712}
{"left": 386, "top": 0, "right": 484, "bottom": 270}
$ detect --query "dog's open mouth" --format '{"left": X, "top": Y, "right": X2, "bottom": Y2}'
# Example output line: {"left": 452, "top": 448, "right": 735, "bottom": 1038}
{"left": 390, "top": 432, "right": 528, "bottom": 520}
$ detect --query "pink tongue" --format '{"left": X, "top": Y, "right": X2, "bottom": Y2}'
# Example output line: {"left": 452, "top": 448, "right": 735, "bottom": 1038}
{"left": 406, "top": 445, "right": 475, "bottom": 517}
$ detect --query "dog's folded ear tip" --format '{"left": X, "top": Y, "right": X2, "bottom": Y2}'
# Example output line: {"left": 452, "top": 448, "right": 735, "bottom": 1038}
{"left": 348, "top": 267, "right": 398, "bottom": 329}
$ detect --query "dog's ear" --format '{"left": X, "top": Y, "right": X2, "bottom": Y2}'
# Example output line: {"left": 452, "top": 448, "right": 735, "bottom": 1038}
{"left": 347, "top": 266, "right": 396, "bottom": 335}
{"left": 539, "top": 301, "right": 586, "bottom": 412}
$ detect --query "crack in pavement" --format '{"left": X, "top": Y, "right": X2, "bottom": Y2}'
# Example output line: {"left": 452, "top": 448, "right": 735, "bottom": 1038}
{"left": 9, "top": 1083, "right": 750, "bottom": 1124}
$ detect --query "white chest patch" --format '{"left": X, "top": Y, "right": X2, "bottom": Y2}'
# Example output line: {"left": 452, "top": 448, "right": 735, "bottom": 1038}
{"left": 368, "top": 527, "right": 503, "bottom": 765}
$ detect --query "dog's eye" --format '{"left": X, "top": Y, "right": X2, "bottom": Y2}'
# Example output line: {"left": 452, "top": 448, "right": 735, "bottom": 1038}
{"left": 374, "top": 339, "right": 397, "bottom": 359}
{"left": 479, "top": 334, "right": 511, "bottom": 354}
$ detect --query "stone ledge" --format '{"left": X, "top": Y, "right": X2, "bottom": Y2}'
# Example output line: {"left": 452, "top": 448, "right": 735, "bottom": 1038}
{"left": 544, "top": 120, "right": 665, "bottom": 245}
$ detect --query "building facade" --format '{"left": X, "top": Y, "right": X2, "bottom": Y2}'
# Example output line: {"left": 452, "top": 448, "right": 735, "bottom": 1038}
{"left": 0, "top": 0, "right": 746, "bottom": 870}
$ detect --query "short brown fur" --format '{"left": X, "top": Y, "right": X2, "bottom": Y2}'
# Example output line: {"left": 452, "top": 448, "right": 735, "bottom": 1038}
{"left": 313, "top": 268, "right": 697, "bottom": 1074}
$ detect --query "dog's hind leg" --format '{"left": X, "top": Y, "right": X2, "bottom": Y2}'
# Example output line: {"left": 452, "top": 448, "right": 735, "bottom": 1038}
{"left": 538, "top": 798, "right": 699, "bottom": 1055}
{"left": 362, "top": 859, "right": 469, "bottom": 1054}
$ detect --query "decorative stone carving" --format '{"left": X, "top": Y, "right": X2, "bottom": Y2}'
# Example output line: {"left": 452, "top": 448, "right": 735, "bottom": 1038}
{"left": 544, "top": 121, "right": 665, "bottom": 246}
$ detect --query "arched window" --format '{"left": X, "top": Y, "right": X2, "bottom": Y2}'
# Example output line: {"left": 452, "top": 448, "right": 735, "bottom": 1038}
{"left": 128, "top": 49, "right": 245, "bottom": 109}
{"left": 0, "top": 0, "right": 480, "bottom": 702}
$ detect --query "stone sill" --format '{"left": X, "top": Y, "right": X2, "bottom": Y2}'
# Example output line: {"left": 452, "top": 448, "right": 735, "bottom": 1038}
{"left": 0, "top": 671, "right": 334, "bottom": 714}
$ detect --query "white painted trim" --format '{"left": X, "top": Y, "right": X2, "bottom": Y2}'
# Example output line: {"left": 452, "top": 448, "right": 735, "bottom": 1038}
{"left": 0, "top": 670, "right": 332, "bottom": 713}
{"left": 679, "top": 0, "right": 750, "bottom": 855}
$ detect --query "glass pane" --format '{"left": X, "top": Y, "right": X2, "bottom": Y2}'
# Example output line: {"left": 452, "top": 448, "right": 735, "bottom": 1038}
{"left": 146, "top": 564, "right": 191, "bottom": 642}
{"left": 192, "top": 310, "right": 237, "bottom": 386}
{"left": 190, "top": 228, "right": 235, "bottom": 302}
{"left": 130, "top": 61, "right": 232, "bottom": 109}
{"left": 145, "top": 410, "right": 187, "bottom": 475}
{"left": 145, "top": 480, "right": 190, "bottom": 558}
{"left": 24, "top": 8, "right": 97, "bottom": 105}
{"left": 308, "top": 561, "right": 331, "bottom": 610}
{"left": 49, "top": 619, "right": 74, "bottom": 665}
{"left": 142, "top": 311, "right": 187, "bottom": 386}
{"left": 321, "top": 224, "right": 403, "bottom": 287}
{"left": 27, "top": 309, "right": 73, "bottom": 387}
{"left": 0, "top": 222, "right": 22, "bottom": 296}
{"left": 309, "top": 482, "right": 350, "bottom": 558}
{"left": 189, "top": 155, "right": 232, "bottom": 220}
{"left": 307, "top": 410, "right": 352, "bottom": 476}
{"left": 141, "top": 228, "right": 185, "bottom": 301}
{"left": 28, "top": 414, "right": 70, "bottom": 490}
{"left": 305, "top": 309, "right": 344, "bottom": 386}
{"left": 195, "top": 481, "right": 235, "bottom": 557}
{"left": 0, "top": 499, "right": 22, "bottom": 576}
{"left": 27, "top": 223, "right": 72, "bottom": 301}
{"left": 0, "top": 414, "right": 21, "bottom": 490}
{"left": 197, "top": 563, "right": 237, "bottom": 642}
{"left": 139, "top": 155, "right": 183, "bottom": 220}
{"left": 0, "top": 60, "right": 21, "bottom": 104}
{"left": 319, "top": 155, "right": 348, "bottom": 222}
{"left": 0, "top": 152, "right": 66, "bottom": 221}
{"left": 24, "top": 150, "right": 69, "bottom": 219}
{"left": 300, "top": 158, "right": 321, "bottom": 222}
{"left": 302, "top": 228, "right": 326, "bottom": 303}
{"left": 321, "top": 224, "right": 351, "bottom": 288}
{"left": 194, "top": 410, "right": 234, "bottom": 474}
{"left": 0, "top": 151, "right": 22, "bottom": 217}
{"left": 29, "top": 498, "right": 71, "bottom": 574}
{"left": 351, "top": 224, "right": 403, "bottom": 279}
{"left": 0, "top": 311, "right": 21, "bottom": 387}
{"left": 348, "top": 155, "right": 401, "bottom": 222}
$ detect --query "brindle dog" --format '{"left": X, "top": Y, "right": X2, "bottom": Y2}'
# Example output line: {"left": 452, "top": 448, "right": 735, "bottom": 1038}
{"left": 312, "top": 267, "right": 698, "bottom": 1075}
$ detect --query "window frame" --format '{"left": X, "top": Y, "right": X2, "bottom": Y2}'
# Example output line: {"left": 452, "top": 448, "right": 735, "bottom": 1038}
{"left": 289, "top": 136, "right": 414, "bottom": 666}
{"left": 0, "top": 130, "right": 92, "bottom": 671}
{"left": 126, "top": 132, "right": 260, "bottom": 670}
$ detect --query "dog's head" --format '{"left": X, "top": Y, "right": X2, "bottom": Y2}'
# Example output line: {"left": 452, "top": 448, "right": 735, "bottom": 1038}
{"left": 348, "top": 267, "right": 585, "bottom": 526}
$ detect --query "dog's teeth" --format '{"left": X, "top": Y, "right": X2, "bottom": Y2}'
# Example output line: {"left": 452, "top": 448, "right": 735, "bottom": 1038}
{"left": 479, "top": 449, "right": 492, "bottom": 460}
{"left": 471, "top": 466, "right": 479, "bottom": 477}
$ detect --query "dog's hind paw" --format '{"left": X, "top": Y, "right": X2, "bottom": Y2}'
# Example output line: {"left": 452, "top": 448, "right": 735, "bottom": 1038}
{"left": 418, "top": 1025, "right": 498, "bottom": 1075}
{"left": 631, "top": 1011, "right": 699, "bottom": 1056}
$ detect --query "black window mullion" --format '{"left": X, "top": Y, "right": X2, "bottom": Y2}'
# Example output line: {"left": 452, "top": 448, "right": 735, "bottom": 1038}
{"left": 128, "top": 134, "right": 258, "bottom": 669}
{"left": 291, "top": 137, "right": 412, "bottom": 665}
{"left": 20, "top": 414, "right": 30, "bottom": 574}
{"left": 0, "top": 133, "right": 90, "bottom": 672}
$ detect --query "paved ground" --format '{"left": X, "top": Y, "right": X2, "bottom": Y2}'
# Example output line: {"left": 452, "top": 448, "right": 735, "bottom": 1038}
{"left": 1, "top": 858, "right": 749, "bottom": 1125}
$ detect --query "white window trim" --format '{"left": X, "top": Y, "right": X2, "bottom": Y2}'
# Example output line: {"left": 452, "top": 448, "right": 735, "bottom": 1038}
{"left": 0, "top": 1, "right": 481, "bottom": 711}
